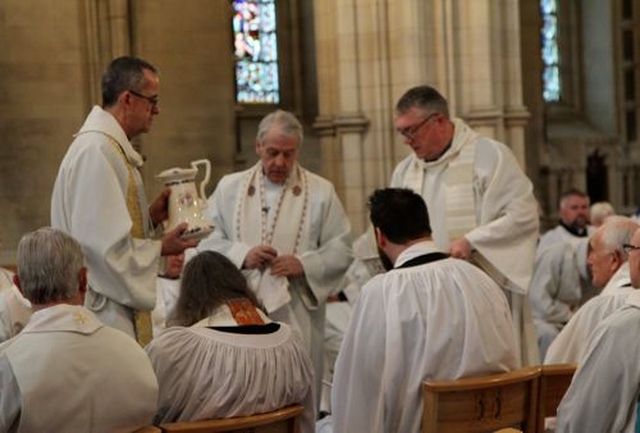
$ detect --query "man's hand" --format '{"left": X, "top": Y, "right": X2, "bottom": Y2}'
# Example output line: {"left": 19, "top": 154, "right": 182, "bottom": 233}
{"left": 270, "top": 254, "right": 304, "bottom": 277}
{"left": 448, "top": 237, "right": 472, "bottom": 260}
{"left": 149, "top": 188, "right": 171, "bottom": 227}
{"left": 243, "top": 245, "right": 278, "bottom": 270}
{"left": 161, "top": 222, "right": 199, "bottom": 256}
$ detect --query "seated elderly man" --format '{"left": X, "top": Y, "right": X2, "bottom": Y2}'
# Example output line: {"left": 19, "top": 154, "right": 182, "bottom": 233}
{"left": 556, "top": 226, "right": 640, "bottom": 432}
{"left": 545, "top": 217, "right": 639, "bottom": 364}
{"left": 329, "top": 188, "right": 518, "bottom": 433}
{"left": 0, "top": 227, "right": 158, "bottom": 432}
{"left": 0, "top": 264, "right": 32, "bottom": 342}
{"left": 145, "top": 250, "right": 315, "bottom": 433}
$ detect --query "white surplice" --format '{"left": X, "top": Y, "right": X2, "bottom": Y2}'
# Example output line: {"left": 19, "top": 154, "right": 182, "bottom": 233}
{"left": 390, "top": 118, "right": 539, "bottom": 365}
{"left": 145, "top": 311, "right": 315, "bottom": 433}
{"left": 0, "top": 268, "right": 32, "bottom": 343}
{"left": 556, "top": 291, "right": 640, "bottom": 433}
{"left": 0, "top": 304, "right": 158, "bottom": 433}
{"left": 331, "top": 241, "right": 519, "bottom": 433}
{"left": 537, "top": 224, "right": 595, "bottom": 254}
{"left": 544, "top": 264, "right": 634, "bottom": 364}
{"left": 51, "top": 106, "right": 161, "bottom": 336}
{"left": 198, "top": 162, "right": 352, "bottom": 404}
{"left": 529, "top": 242, "right": 582, "bottom": 359}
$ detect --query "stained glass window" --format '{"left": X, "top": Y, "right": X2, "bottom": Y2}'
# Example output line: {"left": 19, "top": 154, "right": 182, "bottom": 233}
{"left": 232, "top": 0, "right": 280, "bottom": 104}
{"left": 540, "top": 0, "right": 561, "bottom": 102}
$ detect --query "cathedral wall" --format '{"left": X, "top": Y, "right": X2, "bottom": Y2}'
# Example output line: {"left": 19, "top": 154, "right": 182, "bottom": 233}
{"left": 0, "top": 1, "right": 87, "bottom": 263}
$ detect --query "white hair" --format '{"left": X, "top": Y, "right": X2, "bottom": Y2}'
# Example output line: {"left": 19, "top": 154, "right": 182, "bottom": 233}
{"left": 598, "top": 216, "right": 639, "bottom": 259}
{"left": 590, "top": 201, "right": 616, "bottom": 226}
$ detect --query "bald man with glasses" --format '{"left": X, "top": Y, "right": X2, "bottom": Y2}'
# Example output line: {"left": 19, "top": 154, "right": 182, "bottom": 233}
{"left": 390, "top": 85, "right": 540, "bottom": 365}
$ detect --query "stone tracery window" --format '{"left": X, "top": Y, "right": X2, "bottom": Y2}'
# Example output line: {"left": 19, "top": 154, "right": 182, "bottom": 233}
{"left": 540, "top": 0, "right": 561, "bottom": 102}
{"left": 232, "top": 0, "right": 280, "bottom": 104}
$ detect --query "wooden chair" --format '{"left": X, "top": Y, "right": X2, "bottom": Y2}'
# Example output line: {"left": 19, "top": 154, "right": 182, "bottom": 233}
{"left": 159, "top": 404, "right": 304, "bottom": 433}
{"left": 1, "top": 264, "right": 17, "bottom": 273}
{"left": 133, "top": 426, "right": 162, "bottom": 433}
{"left": 536, "top": 364, "right": 576, "bottom": 433}
{"left": 422, "top": 366, "right": 540, "bottom": 433}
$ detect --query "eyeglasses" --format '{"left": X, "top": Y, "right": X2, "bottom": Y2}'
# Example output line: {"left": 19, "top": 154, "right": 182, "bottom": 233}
{"left": 623, "top": 244, "right": 640, "bottom": 253}
{"left": 129, "top": 90, "right": 159, "bottom": 107}
{"left": 397, "top": 113, "right": 439, "bottom": 139}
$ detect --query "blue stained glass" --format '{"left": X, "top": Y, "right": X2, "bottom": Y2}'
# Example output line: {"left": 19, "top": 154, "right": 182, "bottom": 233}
{"left": 541, "top": 0, "right": 557, "bottom": 15}
{"left": 543, "top": 66, "right": 560, "bottom": 101}
{"left": 540, "top": 0, "right": 561, "bottom": 102}
{"left": 232, "top": 0, "right": 280, "bottom": 104}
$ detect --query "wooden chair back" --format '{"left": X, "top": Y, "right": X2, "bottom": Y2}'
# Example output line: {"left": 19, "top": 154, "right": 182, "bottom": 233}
{"left": 133, "top": 426, "right": 162, "bottom": 433}
{"left": 159, "top": 404, "right": 304, "bottom": 433}
{"left": 536, "top": 364, "right": 576, "bottom": 433}
{"left": 422, "top": 366, "right": 540, "bottom": 433}
{"left": 1, "top": 264, "right": 17, "bottom": 273}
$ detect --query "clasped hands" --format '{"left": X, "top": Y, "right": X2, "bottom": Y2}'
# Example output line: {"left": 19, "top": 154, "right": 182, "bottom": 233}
{"left": 243, "top": 245, "right": 304, "bottom": 277}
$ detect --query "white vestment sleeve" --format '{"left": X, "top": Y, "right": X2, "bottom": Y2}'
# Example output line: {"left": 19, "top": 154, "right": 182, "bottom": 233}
{"left": 331, "top": 277, "right": 388, "bottom": 433}
{"left": 556, "top": 306, "right": 640, "bottom": 433}
{"left": 0, "top": 355, "right": 20, "bottom": 432}
{"left": 529, "top": 242, "right": 580, "bottom": 325}
{"left": 51, "top": 139, "right": 160, "bottom": 309}
{"left": 298, "top": 183, "right": 352, "bottom": 306}
{"left": 463, "top": 141, "right": 539, "bottom": 293}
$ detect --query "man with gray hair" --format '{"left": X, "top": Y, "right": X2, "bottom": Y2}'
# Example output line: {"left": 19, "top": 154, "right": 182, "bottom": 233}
{"left": 545, "top": 217, "right": 639, "bottom": 363}
{"left": 199, "top": 109, "right": 353, "bottom": 407}
{"left": 0, "top": 227, "right": 158, "bottom": 432}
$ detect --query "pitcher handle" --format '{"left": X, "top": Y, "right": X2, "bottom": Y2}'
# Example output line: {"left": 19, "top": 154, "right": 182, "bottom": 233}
{"left": 190, "top": 159, "right": 211, "bottom": 199}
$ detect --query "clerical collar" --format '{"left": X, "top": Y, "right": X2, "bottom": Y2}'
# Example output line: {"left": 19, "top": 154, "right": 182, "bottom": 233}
{"left": 560, "top": 221, "right": 588, "bottom": 237}
{"left": 423, "top": 141, "right": 453, "bottom": 163}
{"left": 395, "top": 251, "right": 450, "bottom": 269}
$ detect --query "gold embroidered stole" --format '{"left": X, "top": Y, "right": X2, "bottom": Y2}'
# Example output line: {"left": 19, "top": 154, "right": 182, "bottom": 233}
{"left": 108, "top": 139, "right": 153, "bottom": 347}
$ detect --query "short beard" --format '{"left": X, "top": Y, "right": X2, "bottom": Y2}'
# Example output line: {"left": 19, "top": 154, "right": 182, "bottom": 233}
{"left": 377, "top": 246, "right": 395, "bottom": 272}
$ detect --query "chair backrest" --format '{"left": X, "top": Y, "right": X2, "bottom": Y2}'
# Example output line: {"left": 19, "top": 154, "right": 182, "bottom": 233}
{"left": 536, "top": 363, "right": 576, "bottom": 433}
{"left": 132, "top": 426, "right": 162, "bottom": 433}
{"left": 1, "top": 264, "right": 17, "bottom": 274}
{"left": 159, "top": 404, "right": 305, "bottom": 433}
{"left": 422, "top": 366, "right": 540, "bottom": 433}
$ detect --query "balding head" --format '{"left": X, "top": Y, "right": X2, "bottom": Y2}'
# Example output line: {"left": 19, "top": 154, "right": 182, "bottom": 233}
{"left": 587, "top": 217, "right": 639, "bottom": 288}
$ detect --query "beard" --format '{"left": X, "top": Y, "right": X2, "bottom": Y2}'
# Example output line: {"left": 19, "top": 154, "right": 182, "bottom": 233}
{"left": 573, "top": 215, "right": 589, "bottom": 229}
{"left": 377, "top": 246, "right": 395, "bottom": 272}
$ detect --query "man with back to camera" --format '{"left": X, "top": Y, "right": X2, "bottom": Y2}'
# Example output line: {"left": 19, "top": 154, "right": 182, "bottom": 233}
{"left": 330, "top": 188, "right": 518, "bottom": 433}
{"left": 198, "top": 109, "right": 353, "bottom": 406}
{"left": 0, "top": 227, "right": 158, "bottom": 432}
{"left": 391, "top": 85, "right": 539, "bottom": 365}
{"left": 51, "top": 56, "right": 197, "bottom": 343}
